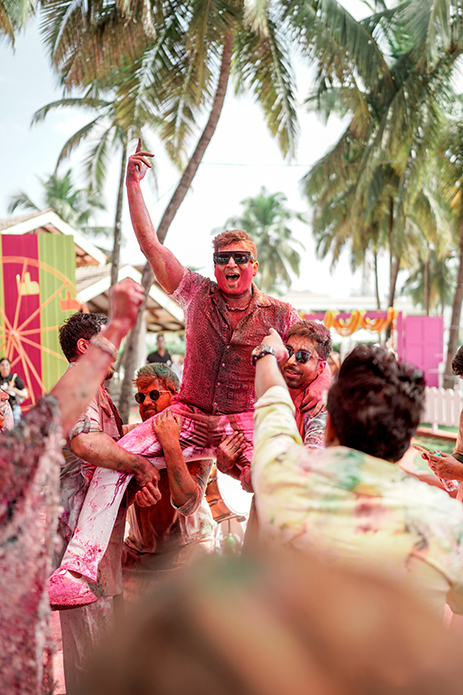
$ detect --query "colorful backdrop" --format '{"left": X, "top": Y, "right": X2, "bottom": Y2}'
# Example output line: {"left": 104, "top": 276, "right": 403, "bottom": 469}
{"left": 0, "top": 233, "right": 79, "bottom": 407}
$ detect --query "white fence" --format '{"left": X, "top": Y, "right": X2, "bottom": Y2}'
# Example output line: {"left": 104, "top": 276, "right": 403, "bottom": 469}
{"left": 423, "top": 387, "right": 463, "bottom": 430}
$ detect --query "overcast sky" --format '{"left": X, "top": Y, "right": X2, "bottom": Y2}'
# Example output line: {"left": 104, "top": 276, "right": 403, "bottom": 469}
{"left": 0, "top": 0, "right": 387, "bottom": 300}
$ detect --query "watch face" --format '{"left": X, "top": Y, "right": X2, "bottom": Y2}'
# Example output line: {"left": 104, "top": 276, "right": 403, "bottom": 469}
{"left": 251, "top": 344, "right": 276, "bottom": 366}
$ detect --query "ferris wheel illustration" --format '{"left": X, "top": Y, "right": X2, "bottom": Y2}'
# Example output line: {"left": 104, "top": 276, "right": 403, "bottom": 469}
{"left": 0, "top": 255, "right": 80, "bottom": 407}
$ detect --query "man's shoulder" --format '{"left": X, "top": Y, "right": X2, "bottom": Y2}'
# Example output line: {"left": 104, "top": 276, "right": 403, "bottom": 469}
{"left": 253, "top": 286, "right": 298, "bottom": 314}
{"left": 172, "top": 268, "right": 215, "bottom": 301}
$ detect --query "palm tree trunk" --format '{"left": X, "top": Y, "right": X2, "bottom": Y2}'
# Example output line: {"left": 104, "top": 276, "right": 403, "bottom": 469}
{"left": 374, "top": 248, "right": 381, "bottom": 310}
{"left": 424, "top": 250, "right": 430, "bottom": 316}
{"left": 111, "top": 139, "right": 127, "bottom": 287}
{"left": 443, "top": 223, "right": 463, "bottom": 389}
{"left": 386, "top": 197, "right": 399, "bottom": 341}
{"left": 117, "top": 32, "right": 234, "bottom": 422}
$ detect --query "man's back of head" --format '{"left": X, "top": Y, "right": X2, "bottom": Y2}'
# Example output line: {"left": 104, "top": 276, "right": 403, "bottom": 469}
{"left": 327, "top": 344, "right": 425, "bottom": 463}
{"left": 59, "top": 312, "right": 108, "bottom": 362}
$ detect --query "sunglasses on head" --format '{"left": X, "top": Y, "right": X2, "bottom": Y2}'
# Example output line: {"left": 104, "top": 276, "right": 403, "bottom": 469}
{"left": 213, "top": 251, "right": 255, "bottom": 266}
{"left": 134, "top": 389, "right": 170, "bottom": 404}
{"left": 285, "top": 346, "right": 318, "bottom": 364}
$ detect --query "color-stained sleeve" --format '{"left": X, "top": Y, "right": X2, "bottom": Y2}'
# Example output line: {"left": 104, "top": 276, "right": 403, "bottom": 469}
{"left": 170, "top": 268, "right": 207, "bottom": 310}
{"left": 171, "top": 459, "right": 213, "bottom": 517}
{"left": 0, "top": 395, "right": 62, "bottom": 522}
{"left": 252, "top": 385, "right": 320, "bottom": 541}
{"left": 68, "top": 393, "right": 103, "bottom": 441}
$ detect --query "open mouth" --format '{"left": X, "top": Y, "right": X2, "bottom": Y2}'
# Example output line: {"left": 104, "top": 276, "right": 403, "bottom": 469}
{"left": 284, "top": 366, "right": 300, "bottom": 376}
{"left": 225, "top": 272, "right": 240, "bottom": 282}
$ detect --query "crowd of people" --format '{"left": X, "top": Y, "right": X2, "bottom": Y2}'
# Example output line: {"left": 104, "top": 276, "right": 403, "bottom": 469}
{"left": 3, "top": 140, "right": 463, "bottom": 694}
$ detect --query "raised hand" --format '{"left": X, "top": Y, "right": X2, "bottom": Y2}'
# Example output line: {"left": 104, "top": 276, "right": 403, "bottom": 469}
{"left": 126, "top": 137, "right": 154, "bottom": 185}
{"left": 107, "top": 277, "right": 145, "bottom": 337}
{"left": 261, "top": 327, "right": 289, "bottom": 361}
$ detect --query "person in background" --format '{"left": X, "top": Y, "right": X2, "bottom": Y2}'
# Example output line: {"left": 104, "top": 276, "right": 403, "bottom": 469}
{"left": 0, "top": 278, "right": 145, "bottom": 695}
{"left": 122, "top": 363, "right": 215, "bottom": 601}
{"left": 0, "top": 356, "right": 28, "bottom": 426}
{"left": 251, "top": 333, "right": 463, "bottom": 617}
{"left": 147, "top": 334, "right": 172, "bottom": 366}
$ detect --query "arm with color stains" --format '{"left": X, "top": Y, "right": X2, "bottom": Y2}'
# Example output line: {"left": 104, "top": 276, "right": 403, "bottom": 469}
{"left": 126, "top": 139, "right": 184, "bottom": 294}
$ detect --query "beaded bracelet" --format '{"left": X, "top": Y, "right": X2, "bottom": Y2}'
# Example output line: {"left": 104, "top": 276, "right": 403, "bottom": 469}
{"left": 90, "top": 334, "right": 118, "bottom": 361}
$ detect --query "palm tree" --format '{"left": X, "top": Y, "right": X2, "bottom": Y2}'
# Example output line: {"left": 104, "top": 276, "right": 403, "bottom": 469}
{"left": 38, "top": 0, "right": 402, "bottom": 419}
{"left": 31, "top": 59, "right": 164, "bottom": 286}
{"left": 220, "top": 186, "right": 306, "bottom": 294}
{"left": 1, "top": 0, "right": 35, "bottom": 46}
{"left": 7, "top": 169, "right": 108, "bottom": 235}
{"left": 303, "top": 0, "right": 463, "bottom": 320}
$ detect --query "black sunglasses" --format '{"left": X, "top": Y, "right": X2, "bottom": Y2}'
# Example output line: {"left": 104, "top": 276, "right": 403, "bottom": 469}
{"left": 134, "top": 389, "right": 170, "bottom": 404}
{"left": 213, "top": 251, "right": 255, "bottom": 266}
{"left": 285, "top": 346, "right": 318, "bottom": 364}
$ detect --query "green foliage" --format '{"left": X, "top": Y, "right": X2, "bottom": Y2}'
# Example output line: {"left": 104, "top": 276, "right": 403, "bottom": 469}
{"left": 0, "top": 0, "right": 35, "bottom": 46}
{"left": 302, "top": 0, "right": 463, "bottom": 311}
{"left": 7, "top": 168, "right": 109, "bottom": 233}
{"left": 217, "top": 186, "right": 306, "bottom": 294}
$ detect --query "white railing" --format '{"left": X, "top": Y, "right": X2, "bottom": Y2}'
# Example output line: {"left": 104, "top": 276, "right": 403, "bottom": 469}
{"left": 423, "top": 387, "right": 463, "bottom": 430}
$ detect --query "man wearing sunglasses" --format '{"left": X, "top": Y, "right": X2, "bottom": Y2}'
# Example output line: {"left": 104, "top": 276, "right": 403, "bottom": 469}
{"left": 281, "top": 320, "right": 332, "bottom": 448}
{"left": 123, "top": 363, "right": 215, "bottom": 601}
{"left": 50, "top": 141, "right": 330, "bottom": 607}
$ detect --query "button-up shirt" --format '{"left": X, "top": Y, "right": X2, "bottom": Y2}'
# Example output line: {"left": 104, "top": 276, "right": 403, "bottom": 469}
{"left": 252, "top": 385, "right": 463, "bottom": 616}
{"left": 171, "top": 269, "right": 300, "bottom": 415}
{"left": 56, "top": 364, "right": 126, "bottom": 596}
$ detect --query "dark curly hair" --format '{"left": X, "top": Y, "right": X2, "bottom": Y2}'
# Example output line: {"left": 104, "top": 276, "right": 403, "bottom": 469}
{"left": 287, "top": 320, "right": 332, "bottom": 361}
{"left": 59, "top": 312, "right": 108, "bottom": 362}
{"left": 327, "top": 344, "right": 426, "bottom": 462}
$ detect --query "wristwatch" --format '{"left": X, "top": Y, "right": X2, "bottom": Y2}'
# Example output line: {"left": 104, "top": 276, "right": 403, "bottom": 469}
{"left": 251, "top": 344, "right": 277, "bottom": 367}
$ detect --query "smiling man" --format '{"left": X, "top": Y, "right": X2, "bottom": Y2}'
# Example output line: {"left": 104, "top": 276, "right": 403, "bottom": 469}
{"left": 281, "top": 320, "right": 332, "bottom": 448}
{"left": 51, "top": 141, "right": 329, "bottom": 605}
{"left": 122, "top": 363, "right": 215, "bottom": 601}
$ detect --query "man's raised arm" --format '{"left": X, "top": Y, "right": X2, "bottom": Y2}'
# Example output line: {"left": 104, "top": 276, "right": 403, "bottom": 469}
{"left": 126, "top": 138, "right": 184, "bottom": 294}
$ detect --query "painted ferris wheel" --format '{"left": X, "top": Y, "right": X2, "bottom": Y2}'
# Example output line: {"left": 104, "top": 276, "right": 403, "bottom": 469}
{"left": 0, "top": 233, "right": 80, "bottom": 408}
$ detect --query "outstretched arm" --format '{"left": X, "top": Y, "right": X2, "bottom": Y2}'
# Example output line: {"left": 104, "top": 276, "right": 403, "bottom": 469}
{"left": 50, "top": 278, "right": 144, "bottom": 436}
{"left": 126, "top": 138, "right": 184, "bottom": 294}
{"left": 255, "top": 328, "right": 289, "bottom": 399}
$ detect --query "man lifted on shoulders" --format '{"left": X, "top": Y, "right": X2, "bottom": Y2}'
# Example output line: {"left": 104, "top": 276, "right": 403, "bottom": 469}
{"left": 48, "top": 140, "right": 330, "bottom": 604}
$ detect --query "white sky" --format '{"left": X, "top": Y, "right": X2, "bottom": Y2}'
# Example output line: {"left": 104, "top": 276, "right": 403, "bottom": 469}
{"left": 0, "top": 0, "right": 389, "bottom": 299}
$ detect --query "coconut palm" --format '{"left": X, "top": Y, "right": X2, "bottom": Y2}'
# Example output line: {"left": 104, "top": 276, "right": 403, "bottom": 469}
{"left": 221, "top": 187, "right": 306, "bottom": 294}
{"left": 303, "top": 0, "right": 463, "bottom": 320}
{"left": 7, "top": 168, "right": 108, "bottom": 235}
{"left": 1, "top": 0, "right": 35, "bottom": 46}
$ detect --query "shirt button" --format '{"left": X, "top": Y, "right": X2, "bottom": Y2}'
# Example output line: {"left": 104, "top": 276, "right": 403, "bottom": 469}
{"left": 217, "top": 382, "right": 221, "bottom": 386}
{"left": 222, "top": 363, "right": 225, "bottom": 367}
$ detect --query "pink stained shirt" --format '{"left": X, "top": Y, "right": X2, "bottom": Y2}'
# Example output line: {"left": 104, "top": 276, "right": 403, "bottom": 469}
{"left": 171, "top": 269, "right": 300, "bottom": 415}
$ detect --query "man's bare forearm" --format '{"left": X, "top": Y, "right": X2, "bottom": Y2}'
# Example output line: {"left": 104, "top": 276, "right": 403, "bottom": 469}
{"left": 162, "top": 439, "right": 198, "bottom": 508}
{"left": 71, "top": 431, "right": 151, "bottom": 482}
